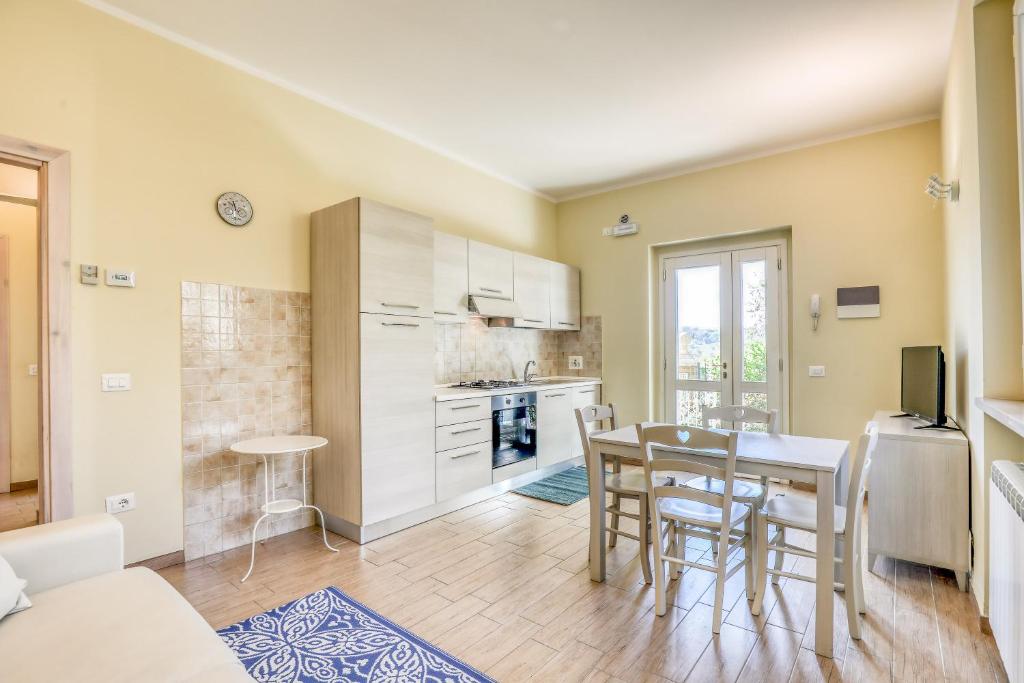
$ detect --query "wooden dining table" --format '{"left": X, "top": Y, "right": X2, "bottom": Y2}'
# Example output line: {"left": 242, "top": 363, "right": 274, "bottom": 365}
{"left": 587, "top": 423, "right": 850, "bottom": 659}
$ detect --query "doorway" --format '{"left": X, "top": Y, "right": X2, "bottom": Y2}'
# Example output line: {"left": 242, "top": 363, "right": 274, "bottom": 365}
{"left": 0, "top": 160, "right": 41, "bottom": 530}
{"left": 661, "top": 241, "right": 789, "bottom": 429}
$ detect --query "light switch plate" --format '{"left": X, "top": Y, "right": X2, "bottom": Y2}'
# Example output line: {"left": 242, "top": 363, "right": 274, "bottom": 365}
{"left": 808, "top": 365, "right": 826, "bottom": 377}
{"left": 28, "top": 364, "right": 37, "bottom": 376}
{"left": 568, "top": 355, "right": 583, "bottom": 370}
{"left": 105, "top": 269, "right": 136, "bottom": 287}
{"left": 101, "top": 373, "right": 132, "bottom": 391}
{"left": 80, "top": 264, "right": 99, "bottom": 285}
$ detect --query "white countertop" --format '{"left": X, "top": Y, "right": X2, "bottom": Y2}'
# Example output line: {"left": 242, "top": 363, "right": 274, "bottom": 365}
{"left": 872, "top": 410, "right": 967, "bottom": 444}
{"left": 434, "top": 376, "right": 602, "bottom": 401}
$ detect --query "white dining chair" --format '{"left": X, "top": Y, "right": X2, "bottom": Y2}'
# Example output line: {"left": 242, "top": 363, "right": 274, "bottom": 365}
{"left": 751, "top": 422, "right": 879, "bottom": 639}
{"left": 576, "top": 404, "right": 654, "bottom": 584}
{"left": 637, "top": 423, "right": 754, "bottom": 632}
{"left": 687, "top": 405, "right": 778, "bottom": 560}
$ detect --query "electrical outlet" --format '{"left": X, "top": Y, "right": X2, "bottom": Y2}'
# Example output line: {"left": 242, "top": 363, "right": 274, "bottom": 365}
{"left": 568, "top": 356, "right": 583, "bottom": 370}
{"left": 808, "top": 365, "right": 826, "bottom": 377}
{"left": 105, "top": 492, "right": 135, "bottom": 514}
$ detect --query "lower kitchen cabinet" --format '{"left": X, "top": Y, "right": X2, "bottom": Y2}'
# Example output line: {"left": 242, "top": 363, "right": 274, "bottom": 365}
{"left": 436, "top": 443, "right": 492, "bottom": 502}
{"left": 537, "top": 388, "right": 574, "bottom": 468}
{"left": 570, "top": 385, "right": 601, "bottom": 458}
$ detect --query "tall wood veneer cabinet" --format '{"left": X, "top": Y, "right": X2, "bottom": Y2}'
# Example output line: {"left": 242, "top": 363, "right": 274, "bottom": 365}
{"left": 311, "top": 197, "right": 436, "bottom": 541}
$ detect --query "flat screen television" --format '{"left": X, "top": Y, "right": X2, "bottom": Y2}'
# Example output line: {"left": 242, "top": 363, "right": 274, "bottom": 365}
{"left": 899, "top": 345, "right": 946, "bottom": 428}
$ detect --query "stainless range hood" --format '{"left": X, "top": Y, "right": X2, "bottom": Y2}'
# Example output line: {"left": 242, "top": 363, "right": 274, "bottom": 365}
{"left": 469, "top": 295, "right": 522, "bottom": 322}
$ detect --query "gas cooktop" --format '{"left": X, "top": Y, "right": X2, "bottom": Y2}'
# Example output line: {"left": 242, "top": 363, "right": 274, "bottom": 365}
{"left": 454, "top": 379, "right": 529, "bottom": 390}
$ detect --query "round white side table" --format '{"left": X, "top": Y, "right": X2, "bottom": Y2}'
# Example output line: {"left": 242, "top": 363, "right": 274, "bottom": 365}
{"left": 230, "top": 435, "right": 339, "bottom": 582}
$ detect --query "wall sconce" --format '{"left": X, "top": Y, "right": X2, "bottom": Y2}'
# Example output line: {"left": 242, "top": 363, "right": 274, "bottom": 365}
{"left": 925, "top": 174, "right": 959, "bottom": 203}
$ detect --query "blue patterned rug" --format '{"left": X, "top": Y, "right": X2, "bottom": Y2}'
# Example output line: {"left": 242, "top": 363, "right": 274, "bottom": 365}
{"left": 513, "top": 465, "right": 590, "bottom": 505}
{"left": 218, "top": 586, "right": 494, "bottom": 682}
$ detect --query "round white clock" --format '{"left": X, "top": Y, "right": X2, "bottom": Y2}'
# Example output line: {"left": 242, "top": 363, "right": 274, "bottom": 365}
{"left": 216, "top": 192, "right": 253, "bottom": 227}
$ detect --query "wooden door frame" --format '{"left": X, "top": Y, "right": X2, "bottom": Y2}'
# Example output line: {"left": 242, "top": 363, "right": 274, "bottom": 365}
{"left": 0, "top": 135, "right": 72, "bottom": 523}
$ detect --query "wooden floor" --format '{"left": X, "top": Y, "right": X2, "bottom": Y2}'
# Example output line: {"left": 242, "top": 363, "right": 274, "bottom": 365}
{"left": 159, "top": 484, "right": 1007, "bottom": 682}
{"left": 0, "top": 487, "right": 37, "bottom": 532}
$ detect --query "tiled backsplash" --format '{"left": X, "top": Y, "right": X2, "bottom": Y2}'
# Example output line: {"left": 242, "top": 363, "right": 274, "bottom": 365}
{"left": 434, "top": 316, "right": 602, "bottom": 384}
{"left": 181, "top": 282, "right": 313, "bottom": 561}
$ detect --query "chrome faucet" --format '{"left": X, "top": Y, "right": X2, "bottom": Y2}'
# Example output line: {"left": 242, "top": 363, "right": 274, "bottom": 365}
{"left": 523, "top": 360, "right": 537, "bottom": 384}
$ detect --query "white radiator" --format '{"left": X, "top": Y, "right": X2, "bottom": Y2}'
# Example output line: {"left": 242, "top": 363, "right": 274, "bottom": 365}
{"left": 990, "top": 462, "right": 1024, "bottom": 683}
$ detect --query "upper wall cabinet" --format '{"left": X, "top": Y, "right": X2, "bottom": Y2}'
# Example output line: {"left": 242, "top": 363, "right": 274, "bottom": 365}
{"left": 549, "top": 261, "right": 581, "bottom": 331}
{"left": 433, "top": 231, "right": 469, "bottom": 324}
{"left": 513, "top": 253, "right": 551, "bottom": 328}
{"left": 468, "top": 241, "right": 514, "bottom": 301}
{"left": 359, "top": 199, "right": 433, "bottom": 318}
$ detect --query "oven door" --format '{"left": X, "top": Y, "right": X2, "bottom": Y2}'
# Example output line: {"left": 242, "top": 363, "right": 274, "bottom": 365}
{"left": 492, "top": 403, "right": 537, "bottom": 469}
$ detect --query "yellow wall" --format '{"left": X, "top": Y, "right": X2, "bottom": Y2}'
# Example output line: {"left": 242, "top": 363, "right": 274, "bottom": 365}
{"left": 0, "top": 0, "right": 556, "bottom": 562}
{"left": 941, "top": 0, "right": 1023, "bottom": 616}
{"left": 557, "top": 121, "right": 946, "bottom": 446}
{"left": 0, "top": 196, "right": 39, "bottom": 484}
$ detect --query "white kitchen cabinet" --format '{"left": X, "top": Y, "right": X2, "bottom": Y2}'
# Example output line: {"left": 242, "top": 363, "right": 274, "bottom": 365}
{"left": 435, "top": 419, "right": 491, "bottom": 452}
{"left": 359, "top": 313, "right": 436, "bottom": 525}
{"left": 358, "top": 199, "right": 434, "bottom": 318}
{"left": 435, "top": 396, "right": 490, "bottom": 427}
{"left": 570, "top": 385, "right": 601, "bottom": 458}
{"left": 436, "top": 444, "right": 492, "bottom": 502}
{"left": 537, "top": 388, "right": 573, "bottom": 468}
{"left": 513, "top": 253, "right": 551, "bottom": 328}
{"left": 549, "top": 261, "right": 581, "bottom": 330}
{"left": 433, "top": 231, "right": 469, "bottom": 324}
{"left": 468, "top": 240, "right": 514, "bottom": 300}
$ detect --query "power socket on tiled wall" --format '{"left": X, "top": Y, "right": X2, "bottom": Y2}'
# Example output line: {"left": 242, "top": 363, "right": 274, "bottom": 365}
{"left": 180, "top": 281, "right": 313, "bottom": 561}
{"left": 434, "top": 316, "right": 601, "bottom": 385}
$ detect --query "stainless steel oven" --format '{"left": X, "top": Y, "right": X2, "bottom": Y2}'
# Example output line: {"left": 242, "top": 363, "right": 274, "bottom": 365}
{"left": 491, "top": 392, "right": 537, "bottom": 470}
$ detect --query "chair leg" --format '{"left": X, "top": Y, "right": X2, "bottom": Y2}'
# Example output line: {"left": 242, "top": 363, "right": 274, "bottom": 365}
{"left": 843, "top": 544, "right": 862, "bottom": 640}
{"left": 744, "top": 513, "right": 754, "bottom": 602}
{"left": 653, "top": 520, "right": 668, "bottom": 616}
{"left": 771, "top": 526, "right": 785, "bottom": 586}
{"left": 855, "top": 544, "right": 867, "bottom": 615}
{"left": 712, "top": 529, "right": 729, "bottom": 634}
{"left": 608, "top": 493, "right": 622, "bottom": 547}
{"left": 639, "top": 493, "right": 653, "bottom": 585}
{"left": 752, "top": 513, "right": 769, "bottom": 616}
{"left": 673, "top": 523, "right": 686, "bottom": 579}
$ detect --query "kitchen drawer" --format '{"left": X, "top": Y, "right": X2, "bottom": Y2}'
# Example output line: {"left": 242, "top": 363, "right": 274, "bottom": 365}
{"left": 435, "top": 418, "right": 490, "bottom": 452}
{"left": 493, "top": 457, "right": 536, "bottom": 484}
{"left": 435, "top": 396, "right": 491, "bottom": 427}
{"left": 436, "top": 444, "right": 492, "bottom": 502}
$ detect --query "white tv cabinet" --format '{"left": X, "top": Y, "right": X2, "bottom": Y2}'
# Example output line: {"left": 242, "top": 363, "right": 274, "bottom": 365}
{"left": 867, "top": 410, "right": 969, "bottom": 591}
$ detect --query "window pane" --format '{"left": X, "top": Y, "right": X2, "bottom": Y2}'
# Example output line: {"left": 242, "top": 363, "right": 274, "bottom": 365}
{"left": 676, "top": 266, "right": 721, "bottom": 381}
{"left": 741, "top": 260, "right": 767, "bottom": 383}
{"left": 676, "top": 390, "right": 721, "bottom": 428}
{"left": 741, "top": 392, "right": 768, "bottom": 432}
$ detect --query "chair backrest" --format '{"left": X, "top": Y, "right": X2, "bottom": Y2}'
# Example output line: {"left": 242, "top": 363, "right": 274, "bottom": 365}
{"left": 844, "top": 421, "right": 879, "bottom": 540}
{"left": 701, "top": 405, "right": 780, "bottom": 433}
{"left": 636, "top": 423, "right": 740, "bottom": 531}
{"left": 574, "top": 404, "right": 618, "bottom": 463}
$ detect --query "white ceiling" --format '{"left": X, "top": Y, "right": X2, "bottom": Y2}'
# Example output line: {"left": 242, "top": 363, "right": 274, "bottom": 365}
{"left": 85, "top": 0, "right": 957, "bottom": 201}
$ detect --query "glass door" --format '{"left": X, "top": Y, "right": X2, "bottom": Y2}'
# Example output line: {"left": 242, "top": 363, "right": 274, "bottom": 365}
{"left": 663, "top": 246, "right": 783, "bottom": 428}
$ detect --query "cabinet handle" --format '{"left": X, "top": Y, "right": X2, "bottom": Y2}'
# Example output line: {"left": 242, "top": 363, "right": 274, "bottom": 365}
{"left": 558, "top": 321, "right": 575, "bottom": 326}
{"left": 577, "top": 389, "right": 595, "bottom": 394}
{"left": 449, "top": 449, "right": 481, "bottom": 459}
{"left": 381, "top": 321, "right": 420, "bottom": 328}
{"left": 449, "top": 404, "right": 478, "bottom": 410}
{"left": 381, "top": 302, "right": 420, "bottom": 309}
{"left": 544, "top": 393, "right": 567, "bottom": 398}
{"left": 480, "top": 287, "right": 503, "bottom": 294}
{"left": 434, "top": 310, "right": 457, "bottom": 315}
{"left": 450, "top": 427, "right": 483, "bottom": 435}
{"left": 523, "top": 318, "right": 544, "bottom": 323}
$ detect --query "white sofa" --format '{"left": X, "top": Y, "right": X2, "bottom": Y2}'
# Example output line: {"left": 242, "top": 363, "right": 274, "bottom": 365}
{"left": 0, "top": 514, "right": 252, "bottom": 682}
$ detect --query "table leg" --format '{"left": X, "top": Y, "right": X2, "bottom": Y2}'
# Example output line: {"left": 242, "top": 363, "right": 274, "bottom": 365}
{"left": 588, "top": 449, "right": 607, "bottom": 582}
{"left": 815, "top": 469, "right": 836, "bottom": 658}
{"left": 242, "top": 512, "right": 270, "bottom": 583}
